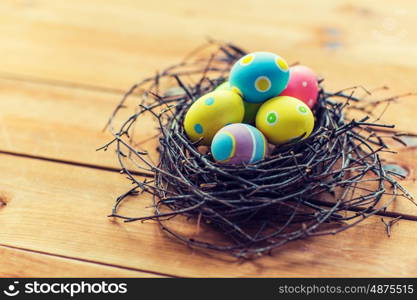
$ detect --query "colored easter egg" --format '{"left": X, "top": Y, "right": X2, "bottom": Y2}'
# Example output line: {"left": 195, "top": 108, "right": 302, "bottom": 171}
{"left": 229, "top": 52, "right": 290, "bottom": 103}
{"left": 242, "top": 101, "right": 262, "bottom": 124}
{"left": 215, "top": 81, "right": 261, "bottom": 124}
{"left": 214, "top": 81, "right": 231, "bottom": 91}
{"left": 184, "top": 90, "right": 244, "bottom": 145}
{"left": 280, "top": 65, "right": 319, "bottom": 108}
{"left": 211, "top": 123, "right": 268, "bottom": 164}
{"left": 256, "top": 96, "right": 315, "bottom": 145}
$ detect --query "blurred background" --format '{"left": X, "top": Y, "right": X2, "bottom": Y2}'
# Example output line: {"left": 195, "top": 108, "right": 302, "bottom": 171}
{"left": 1, "top": 0, "right": 416, "bottom": 93}
{"left": 2, "top": 0, "right": 416, "bottom": 167}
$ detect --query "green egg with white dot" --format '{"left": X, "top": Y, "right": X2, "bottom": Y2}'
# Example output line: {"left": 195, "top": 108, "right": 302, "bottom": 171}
{"left": 184, "top": 90, "right": 244, "bottom": 145}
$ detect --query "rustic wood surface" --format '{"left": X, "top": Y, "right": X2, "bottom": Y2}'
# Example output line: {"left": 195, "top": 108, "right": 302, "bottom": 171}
{"left": 0, "top": 0, "right": 416, "bottom": 277}
{"left": 0, "top": 245, "right": 162, "bottom": 277}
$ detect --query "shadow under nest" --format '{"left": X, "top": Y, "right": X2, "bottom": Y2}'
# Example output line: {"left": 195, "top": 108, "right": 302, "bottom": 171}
{"left": 101, "top": 41, "right": 414, "bottom": 259}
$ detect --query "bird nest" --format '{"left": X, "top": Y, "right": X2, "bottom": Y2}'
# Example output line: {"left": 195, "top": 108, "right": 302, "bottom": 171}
{"left": 101, "top": 41, "right": 413, "bottom": 258}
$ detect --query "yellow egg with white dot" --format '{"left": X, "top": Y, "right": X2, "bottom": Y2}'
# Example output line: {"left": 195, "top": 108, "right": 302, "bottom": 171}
{"left": 184, "top": 90, "right": 244, "bottom": 145}
{"left": 256, "top": 96, "right": 315, "bottom": 145}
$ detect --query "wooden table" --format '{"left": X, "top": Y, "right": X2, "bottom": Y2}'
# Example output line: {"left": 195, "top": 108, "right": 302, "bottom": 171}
{"left": 1, "top": 0, "right": 417, "bottom": 277}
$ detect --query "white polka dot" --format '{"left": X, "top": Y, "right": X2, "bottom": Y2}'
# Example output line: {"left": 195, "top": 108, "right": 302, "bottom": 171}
{"left": 308, "top": 99, "right": 313, "bottom": 106}
{"left": 302, "top": 81, "right": 308, "bottom": 87}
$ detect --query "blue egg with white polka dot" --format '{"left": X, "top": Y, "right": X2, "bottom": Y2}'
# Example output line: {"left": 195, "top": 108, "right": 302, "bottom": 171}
{"left": 229, "top": 52, "right": 290, "bottom": 103}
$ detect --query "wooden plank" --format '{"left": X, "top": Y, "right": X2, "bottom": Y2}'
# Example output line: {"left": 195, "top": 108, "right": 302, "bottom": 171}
{"left": 0, "top": 78, "right": 157, "bottom": 171}
{"left": 0, "top": 68, "right": 416, "bottom": 177}
{"left": 0, "top": 0, "right": 415, "bottom": 279}
{"left": 1, "top": 76, "right": 415, "bottom": 217}
{"left": 1, "top": 0, "right": 417, "bottom": 93}
{"left": 0, "top": 154, "right": 417, "bottom": 277}
{"left": 1, "top": 0, "right": 417, "bottom": 173}
{"left": 0, "top": 245, "right": 162, "bottom": 277}
{"left": 1, "top": 0, "right": 417, "bottom": 169}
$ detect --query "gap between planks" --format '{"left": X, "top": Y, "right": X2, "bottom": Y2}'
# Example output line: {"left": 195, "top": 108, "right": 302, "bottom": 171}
{"left": 1, "top": 153, "right": 416, "bottom": 277}
{"left": 0, "top": 72, "right": 126, "bottom": 96}
{"left": 0, "top": 150, "right": 151, "bottom": 177}
{"left": 0, "top": 150, "right": 416, "bottom": 222}
{"left": 0, "top": 243, "right": 174, "bottom": 278}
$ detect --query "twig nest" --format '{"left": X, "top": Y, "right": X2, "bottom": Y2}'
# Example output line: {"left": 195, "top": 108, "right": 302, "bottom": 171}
{"left": 105, "top": 42, "right": 412, "bottom": 258}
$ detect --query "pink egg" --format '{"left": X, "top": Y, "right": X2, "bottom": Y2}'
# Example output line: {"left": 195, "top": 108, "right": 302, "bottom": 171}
{"left": 279, "top": 65, "right": 319, "bottom": 108}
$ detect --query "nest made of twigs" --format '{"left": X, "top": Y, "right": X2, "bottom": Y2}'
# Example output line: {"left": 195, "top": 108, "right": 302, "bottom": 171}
{"left": 101, "top": 41, "right": 413, "bottom": 258}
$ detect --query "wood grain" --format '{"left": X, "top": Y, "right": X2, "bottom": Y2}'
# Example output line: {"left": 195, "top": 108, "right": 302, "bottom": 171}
{"left": 1, "top": 0, "right": 417, "bottom": 277}
{"left": 0, "top": 245, "right": 162, "bottom": 277}
{"left": 0, "top": 77, "right": 415, "bottom": 217}
{"left": 0, "top": 78, "right": 156, "bottom": 171}
{"left": 1, "top": 0, "right": 417, "bottom": 93}
{"left": 0, "top": 154, "right": 416, "bottom": 277}
{"left": 1, "top": 0, "right": 417, "bottom": 170}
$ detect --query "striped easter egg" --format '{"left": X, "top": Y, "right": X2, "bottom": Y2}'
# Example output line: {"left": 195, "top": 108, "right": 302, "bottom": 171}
{"left": 211, "top": 123, "right": 268, "bottom": 165}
